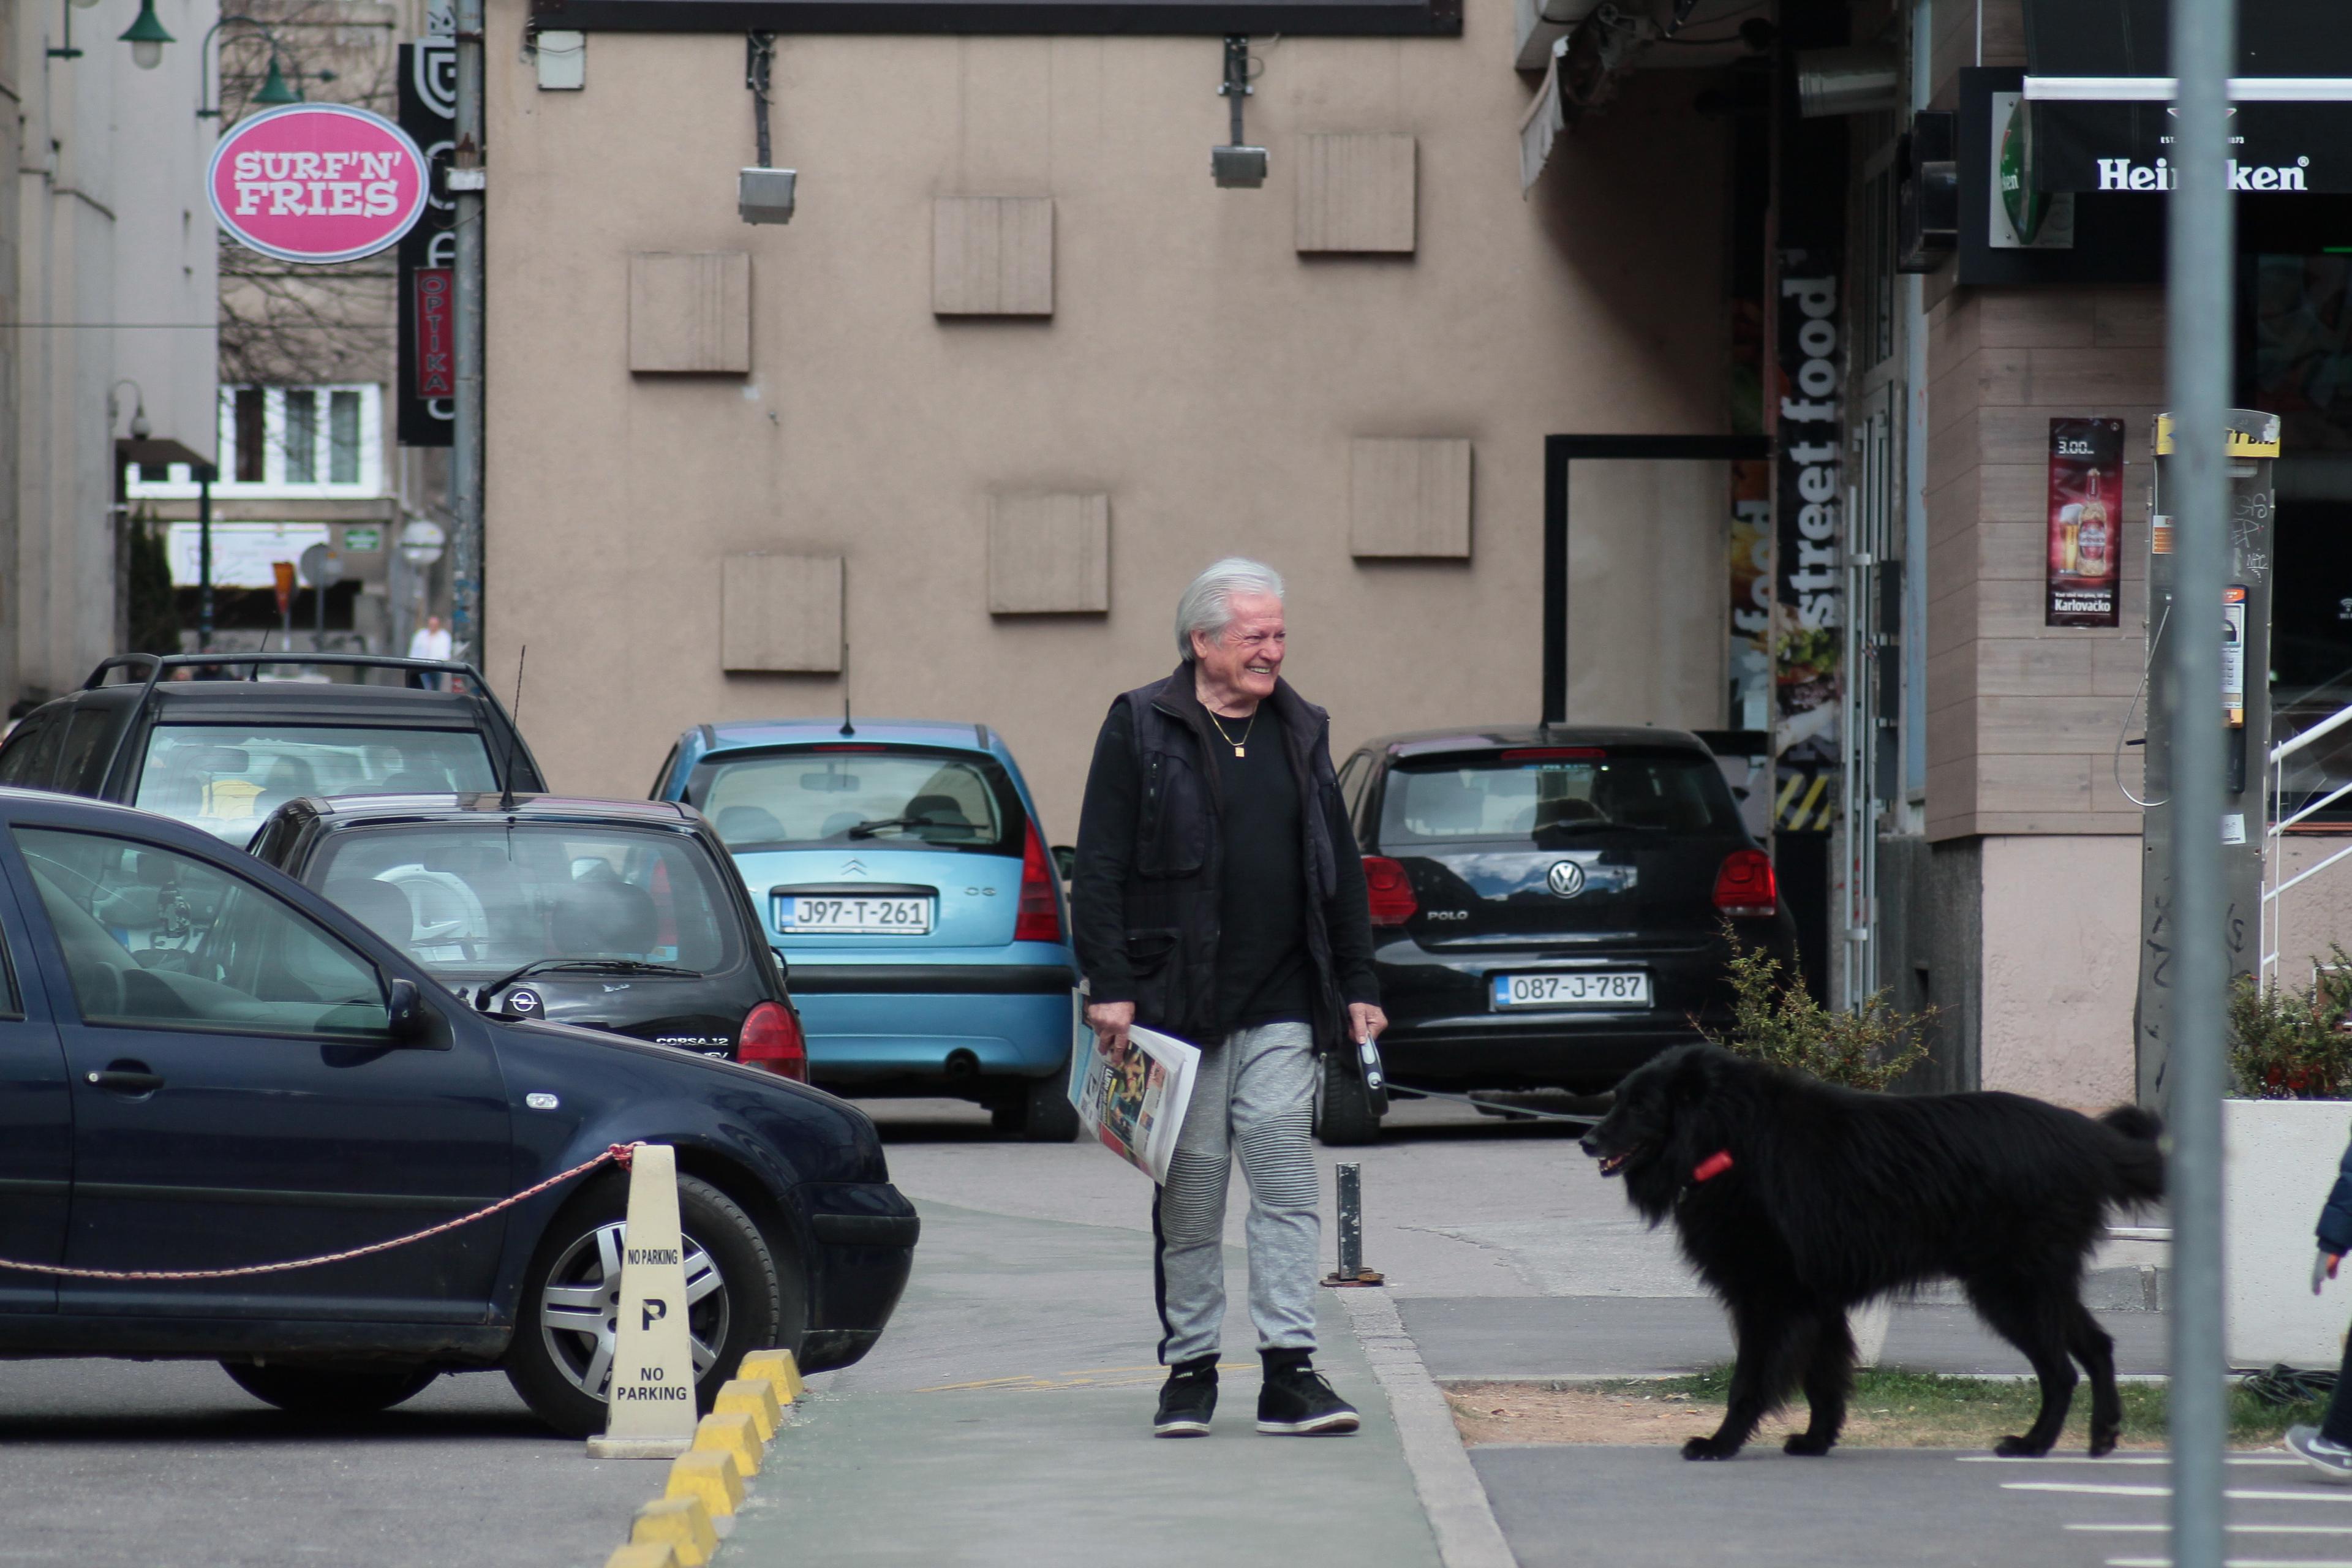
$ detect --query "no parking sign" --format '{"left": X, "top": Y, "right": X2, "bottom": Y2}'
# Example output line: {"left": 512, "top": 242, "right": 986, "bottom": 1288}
{"left": 208, "top": 104, "right": 431, "bottom": 265}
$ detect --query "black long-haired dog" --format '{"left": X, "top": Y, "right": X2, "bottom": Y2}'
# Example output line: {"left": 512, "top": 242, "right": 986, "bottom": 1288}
{"left": 1579, "top": 1043, "right": 2164, "bottom": 1461}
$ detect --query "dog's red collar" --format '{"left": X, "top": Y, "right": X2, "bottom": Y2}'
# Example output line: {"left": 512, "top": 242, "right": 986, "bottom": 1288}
{"left": 1691, "top": 1149, "right": 1735, "bottom": 1184}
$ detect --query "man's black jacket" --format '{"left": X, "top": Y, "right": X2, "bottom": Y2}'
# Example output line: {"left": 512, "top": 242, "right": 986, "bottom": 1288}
{"left": 1071, "top": 662, "right": 1377, "bottom": 1050}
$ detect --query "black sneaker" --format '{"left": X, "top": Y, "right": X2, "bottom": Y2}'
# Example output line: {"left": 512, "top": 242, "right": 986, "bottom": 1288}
{"left": 1257, "top": 1358, "right": 1360, "bottom": 1435}
{"left": 1154, "top": 1357, "right": 1218, "bottom": 1438}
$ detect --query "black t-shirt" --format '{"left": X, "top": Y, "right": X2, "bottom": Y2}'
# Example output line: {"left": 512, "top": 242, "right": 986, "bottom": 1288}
{"left": 1199, "top": 696, "right": 1316, "bottom": 1031}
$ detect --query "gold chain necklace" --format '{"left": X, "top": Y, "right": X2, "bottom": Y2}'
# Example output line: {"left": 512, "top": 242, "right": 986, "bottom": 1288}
{"left": 1204, "top": 706, "right": 1257, "bottom": 758}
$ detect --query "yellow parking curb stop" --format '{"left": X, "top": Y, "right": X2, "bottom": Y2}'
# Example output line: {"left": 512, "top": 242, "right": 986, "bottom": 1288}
{"left": 737, "top": 1349, "right": 805, "bottom": 1403}
{"left": 666, "top": 1447, "right": 746, "bottom": 1517}
{"left": 631, "top": 1496, "right": 720, "bottom": 1568}
{"left": 604, "top": 1542, "right": 680, "bottom": 1568}
{"left": 712, "top": 1377, "right": 782, "bottom": 1440}
{"left": 694, "top": 1411, "right": 764, "bottom": 1478}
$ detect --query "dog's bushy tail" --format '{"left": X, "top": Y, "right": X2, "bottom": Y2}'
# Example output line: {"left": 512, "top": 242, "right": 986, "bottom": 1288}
{"left": 2098, "top": 1104, "right": 2166, "bottom": 1205}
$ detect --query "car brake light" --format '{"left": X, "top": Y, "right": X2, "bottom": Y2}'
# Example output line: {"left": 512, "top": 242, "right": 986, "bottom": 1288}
{"left": 1363, "top": 856, "right": 1418, "bottom": 926}
{"left": 1015, "top": 822, "right": 1062, "bottom": 942}
{"left": 1713, "top": 848, "right": 1777, "bottom": 918}
{"left": 1501, "top": 747, "right": 1605, "bottom": 761}
{"left": 738, "top": 1001, "right": 807, "bottom": 1081}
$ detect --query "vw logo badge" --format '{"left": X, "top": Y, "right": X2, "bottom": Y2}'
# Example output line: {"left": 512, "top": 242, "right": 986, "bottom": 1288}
{"left": 1546, "top": 861, "right": 1587, "bottom": 899}
{"left": 507, "top": 987, "right": 541, "bottom": 1015}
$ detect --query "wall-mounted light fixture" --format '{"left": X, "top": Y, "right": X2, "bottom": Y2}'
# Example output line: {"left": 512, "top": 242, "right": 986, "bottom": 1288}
{"left": 1213, "top": 35, "right": 1267, "bottom": 188}
{"left": 739, "top": 31, "right": 797, "bottom": 224}
{"left": 119, "top": 0, "right": 175, "bottom": 70}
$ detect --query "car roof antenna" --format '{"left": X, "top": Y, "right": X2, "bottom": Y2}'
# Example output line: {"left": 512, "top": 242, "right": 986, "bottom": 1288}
{"left": 839, "top": 643, "right": 854, "bottom": 736}
{"left": 498, "top": 646, "right": 527, "bottom": 812}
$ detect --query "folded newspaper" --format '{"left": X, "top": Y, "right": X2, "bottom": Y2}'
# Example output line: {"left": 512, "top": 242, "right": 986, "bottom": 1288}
{"left": 1067, "top": 1023, "right": 1200, "bottom": 1184}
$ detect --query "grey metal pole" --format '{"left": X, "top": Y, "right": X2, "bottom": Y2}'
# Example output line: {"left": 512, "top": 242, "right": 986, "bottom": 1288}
{"left": 450, "top": 0, "right": 486, "bottom": 673}
{"left": 2165, "top": 0, "right": 2234, "bottom": 1562}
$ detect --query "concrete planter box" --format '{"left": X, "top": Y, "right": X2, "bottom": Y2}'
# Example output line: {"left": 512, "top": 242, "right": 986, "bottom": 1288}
{"left": 2225, "top": 1097, "right": 2352, "bottom": 1368}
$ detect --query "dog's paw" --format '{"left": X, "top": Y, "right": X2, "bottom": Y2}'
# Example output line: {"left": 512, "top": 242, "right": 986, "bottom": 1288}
{"left": 1994, "top": 1434, "right": 2053, "bottom": 1458}
{"left": 1783, "top": 1432, "right": 1836, "bottom": 1457}
{"left": 1681, "top": 1435, "right": 1742, "bottom": 1461}
{"left": 2088, "top": 1428, "right": 2119, "bottom": 1458}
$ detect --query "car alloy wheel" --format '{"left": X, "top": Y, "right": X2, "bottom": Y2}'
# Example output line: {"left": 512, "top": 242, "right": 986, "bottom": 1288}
{"left": 537, "top": 1219, "right": 731, "bottom": 1401}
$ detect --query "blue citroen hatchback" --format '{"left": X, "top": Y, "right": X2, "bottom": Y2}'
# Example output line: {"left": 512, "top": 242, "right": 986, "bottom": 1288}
{"left": 651, "top": 720, "right": 1082, "bottom": 1140}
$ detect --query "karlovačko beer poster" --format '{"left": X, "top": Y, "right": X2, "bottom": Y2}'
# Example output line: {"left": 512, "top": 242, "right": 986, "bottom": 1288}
{"left": 2046, "top": 417, "right": 2125, "bottom": 628}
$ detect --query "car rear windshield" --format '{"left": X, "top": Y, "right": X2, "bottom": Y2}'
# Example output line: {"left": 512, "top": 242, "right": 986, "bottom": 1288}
{"left": 687, "top": 747, "right": 1022, "bottom": 856}
{"left": 1379, "top": 750, "right": 1741, "bottom": 845}
{"left": 307, "top": 821, "right": 741, "bottom": 981}
{"left": 135, "top": 725, "right": 500, "bottom": 844}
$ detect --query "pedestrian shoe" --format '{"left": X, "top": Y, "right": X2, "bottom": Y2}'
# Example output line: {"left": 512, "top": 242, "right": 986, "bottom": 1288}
{"left": 1256, "top": 1359, "right": 1360, "bottom": 1435}
{"left": 1154, "top": 1357, "right": 1219, "bottom": 1438}
{"left": 2288, "top": 1424, "right": 2352, "bottom": 1483}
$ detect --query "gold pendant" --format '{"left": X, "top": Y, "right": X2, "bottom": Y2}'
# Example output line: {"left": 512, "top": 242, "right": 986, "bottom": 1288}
{"left": 1234, "top": 745, "right": 1245, "bottom": 758}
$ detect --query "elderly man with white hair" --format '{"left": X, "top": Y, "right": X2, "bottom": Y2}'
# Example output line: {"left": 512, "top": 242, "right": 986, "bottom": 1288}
{"left": 1071, "top": 557, "right": 1386, "bottom": 1438}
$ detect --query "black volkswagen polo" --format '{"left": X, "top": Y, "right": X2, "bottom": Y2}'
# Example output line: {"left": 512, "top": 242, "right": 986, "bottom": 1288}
{"left": 246, "top": 793, "right": 808, "bottom": 1077}
{"left": 0, "top": 787, "right": 914, "bottom": 1435}
{"left": 1322, "top": 725, "right": 1800, "bottom": 1143}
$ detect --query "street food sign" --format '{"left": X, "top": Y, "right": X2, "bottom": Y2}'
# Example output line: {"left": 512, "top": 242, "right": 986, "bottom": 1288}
{"left": 208, "top": 104, "right": 431, "bottom": 265}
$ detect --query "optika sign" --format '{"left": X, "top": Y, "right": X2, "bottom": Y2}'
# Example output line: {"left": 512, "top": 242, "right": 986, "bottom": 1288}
{"left": 2095, "top": 156, "right": 2313, "bottom": 193}
{"left": 208, "top": 104, "right": 430, "bottom": 265}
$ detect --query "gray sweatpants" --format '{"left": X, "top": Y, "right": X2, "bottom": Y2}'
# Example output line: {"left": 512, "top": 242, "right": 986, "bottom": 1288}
{"left": 1155, "top": 1021, "right": 1320, "bottom": 1364}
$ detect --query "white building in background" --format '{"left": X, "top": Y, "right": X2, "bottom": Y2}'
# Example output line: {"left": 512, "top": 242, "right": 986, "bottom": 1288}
{"left": 4, "top": 0, "right": 219, "bottom": 701}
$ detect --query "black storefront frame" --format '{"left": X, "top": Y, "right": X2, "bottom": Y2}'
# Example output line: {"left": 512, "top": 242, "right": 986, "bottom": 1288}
{"left": 1540, "top": 433, "right": 1774, "bottom": 728}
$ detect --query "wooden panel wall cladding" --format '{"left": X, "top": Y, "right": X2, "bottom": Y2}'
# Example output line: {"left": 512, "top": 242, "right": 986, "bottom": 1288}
{"left": 988, "top": 492, "right": 1109, "bottom": 614}
{"left": 1296, "top": 134, "right": 1417, "bottom": 254}
{"left": 720, "top": 553, "right": 843, "bottom": 673}
{"left": 1349, "top": 437, "right": 1471, "bottom": 557}
{"left": 933, "top": 197, "right": 1055, "bottom": 317}
{"left": 628, "top": 252, "right": 752, "bottom": 374}
{"left": 1921, "top": 285, "right": 2164, "bottom": 840}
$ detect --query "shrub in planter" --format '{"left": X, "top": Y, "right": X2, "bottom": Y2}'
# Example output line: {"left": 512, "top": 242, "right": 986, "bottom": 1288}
{"left": 1705, "top": 925, "right": 1932, "bottom": 1092}
{"left": 2228, "top": 945, "right": 2352, "bottom": 1100}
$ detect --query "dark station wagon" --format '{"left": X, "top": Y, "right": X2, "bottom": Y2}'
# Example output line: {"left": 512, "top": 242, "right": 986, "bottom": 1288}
{"left": 1322, "top": 724, "right": 1801, "bottom": 1142}
{"left": 0, "top": 653, "right": 546, "bottom": 848}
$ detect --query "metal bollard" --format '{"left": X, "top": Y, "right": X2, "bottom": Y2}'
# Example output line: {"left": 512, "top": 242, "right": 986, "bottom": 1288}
{"left": 1321, "top": 1161, "right": 1384, "bottom": 1287}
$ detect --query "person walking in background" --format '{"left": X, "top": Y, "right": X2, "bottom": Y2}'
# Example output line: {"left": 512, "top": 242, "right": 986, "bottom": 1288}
{"left": 1071, "top": 557, "right": 1385, "bottom": 1439}
{"left": 407, "top": 614, "right": 452, "bottom": 689}
{"left": 2287, "top": 1136, "right": 2352, "bottom": 1477}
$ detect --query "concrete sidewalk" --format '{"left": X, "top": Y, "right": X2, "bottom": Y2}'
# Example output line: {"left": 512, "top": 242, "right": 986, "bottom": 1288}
{"left": 723, "top": 1201, "right": 1445, "bottom": 1568}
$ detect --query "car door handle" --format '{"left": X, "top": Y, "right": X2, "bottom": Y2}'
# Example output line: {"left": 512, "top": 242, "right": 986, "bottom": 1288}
{"left": 86, "top": 1065, "right": 164, "bottom": 1095}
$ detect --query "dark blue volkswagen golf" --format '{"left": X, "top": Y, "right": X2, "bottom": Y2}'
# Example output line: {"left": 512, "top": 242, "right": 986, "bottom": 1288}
{"left": 0, "top": 788, "right": 917, "bottom": 1435}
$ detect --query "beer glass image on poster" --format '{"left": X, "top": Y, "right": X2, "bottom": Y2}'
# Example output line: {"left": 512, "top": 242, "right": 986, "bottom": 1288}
{"left": 2046, "top": 417, "right": 2125, "bottom": 627}
{"left": 1070, "top": 1025, "right": 1199, "bottom": 1183}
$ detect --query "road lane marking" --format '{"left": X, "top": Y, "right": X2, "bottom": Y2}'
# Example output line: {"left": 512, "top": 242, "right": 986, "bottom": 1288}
{"left": 2070, "top": 1525, "right": 2352, "bottom": 1536}
{"left": 2103, "top": 1559, "right": 2352, "bottom": 1567}
{"left": 2004, "top": 1483, "right": 2352, "bottom": 1501}
{"left": 1961, "top": 1455, "right": 2304, "bottom": 1466}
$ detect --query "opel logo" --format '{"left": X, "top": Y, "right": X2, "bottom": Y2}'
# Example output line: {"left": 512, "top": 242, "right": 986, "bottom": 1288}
{"left": 1546, "top": 861, "right": 1586, "bottom": 899}
{"left": 507, "top": 987, "right": 541, "bottom": 1015}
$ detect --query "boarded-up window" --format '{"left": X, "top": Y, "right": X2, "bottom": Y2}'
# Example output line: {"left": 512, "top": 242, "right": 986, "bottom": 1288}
{"left": 1296, "top": 135, "right": 1418, "bottom": 254}
{"left": 629, "top": 252, "right": 752, "bottom": 374}
{"left": 933, "top": 198, "right": 1055, "bottom": 317}
{"left": 988, "top": 492, "right": 1109, "bottom": 614}
{"left": 1349, "top": 438, "right": 1472, "bottom": 558}
{"left": 720, "top": 554, "right": 843, "bottom": 673}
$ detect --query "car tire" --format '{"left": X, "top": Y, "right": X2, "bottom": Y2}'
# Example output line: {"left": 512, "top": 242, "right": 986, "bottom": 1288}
{"left": 1314, "top": 1054, "right": 1382, "bottom": 1147}
{"left": 221, "top": 1361, "right": 440, "bottom": 1416}
{"left": 503, "top": 1172, "right": 795, "bottom": 1439}
{"left": 992, "top": 1074, "right": 1082, "bottom": 1142}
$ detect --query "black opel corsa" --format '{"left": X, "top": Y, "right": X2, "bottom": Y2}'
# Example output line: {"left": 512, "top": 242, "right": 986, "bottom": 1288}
{"left": 246, "top": 793, "right": 808, "bottom": 1077}
{"left": 0, "top": 788, "right": 916, "bottom": 1435}
{"left": 1321, "top": 725, "right": 1800, "bottom": 1144}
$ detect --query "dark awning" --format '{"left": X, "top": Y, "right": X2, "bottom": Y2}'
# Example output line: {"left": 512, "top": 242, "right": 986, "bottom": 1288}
{"left": 2023, "top": 0, "right": 2352, "bottom": 193}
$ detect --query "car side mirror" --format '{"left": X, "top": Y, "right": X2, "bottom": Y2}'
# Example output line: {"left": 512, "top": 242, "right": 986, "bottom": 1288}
{"left": 1052, "top": 845, "right": 1076, "bottom": 881}
{"left": 386, "top": 976, "right": 437, "bottom": 1044}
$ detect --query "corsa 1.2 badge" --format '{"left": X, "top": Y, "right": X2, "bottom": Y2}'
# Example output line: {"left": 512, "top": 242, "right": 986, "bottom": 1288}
{"left": 208, "top": 104, "right": 431, "bottom": 265}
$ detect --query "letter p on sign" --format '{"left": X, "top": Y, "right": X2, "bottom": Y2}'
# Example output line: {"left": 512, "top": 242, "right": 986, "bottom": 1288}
{"left": 587, "top": 1143, "right": 701, "bottom": 1458}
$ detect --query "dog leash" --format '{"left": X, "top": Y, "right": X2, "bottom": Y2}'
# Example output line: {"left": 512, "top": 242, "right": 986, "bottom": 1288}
{"left": 1384, "top": 1082, "right": 1602, "bottom": 1128}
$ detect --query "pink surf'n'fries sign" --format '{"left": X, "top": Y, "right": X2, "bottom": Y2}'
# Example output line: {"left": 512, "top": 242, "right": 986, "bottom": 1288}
{"left": 208, "top": 104, "right": 431, "bottom": 265}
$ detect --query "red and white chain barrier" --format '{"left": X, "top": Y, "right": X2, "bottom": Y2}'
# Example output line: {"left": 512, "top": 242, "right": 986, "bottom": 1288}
{"left": 0, "top": 1142, "right": 641, "bottom": 1282}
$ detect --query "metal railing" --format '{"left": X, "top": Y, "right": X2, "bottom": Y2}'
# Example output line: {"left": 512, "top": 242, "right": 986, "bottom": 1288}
{"left": 2261, "top": 695, "right": 2352, "bottom": 984}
